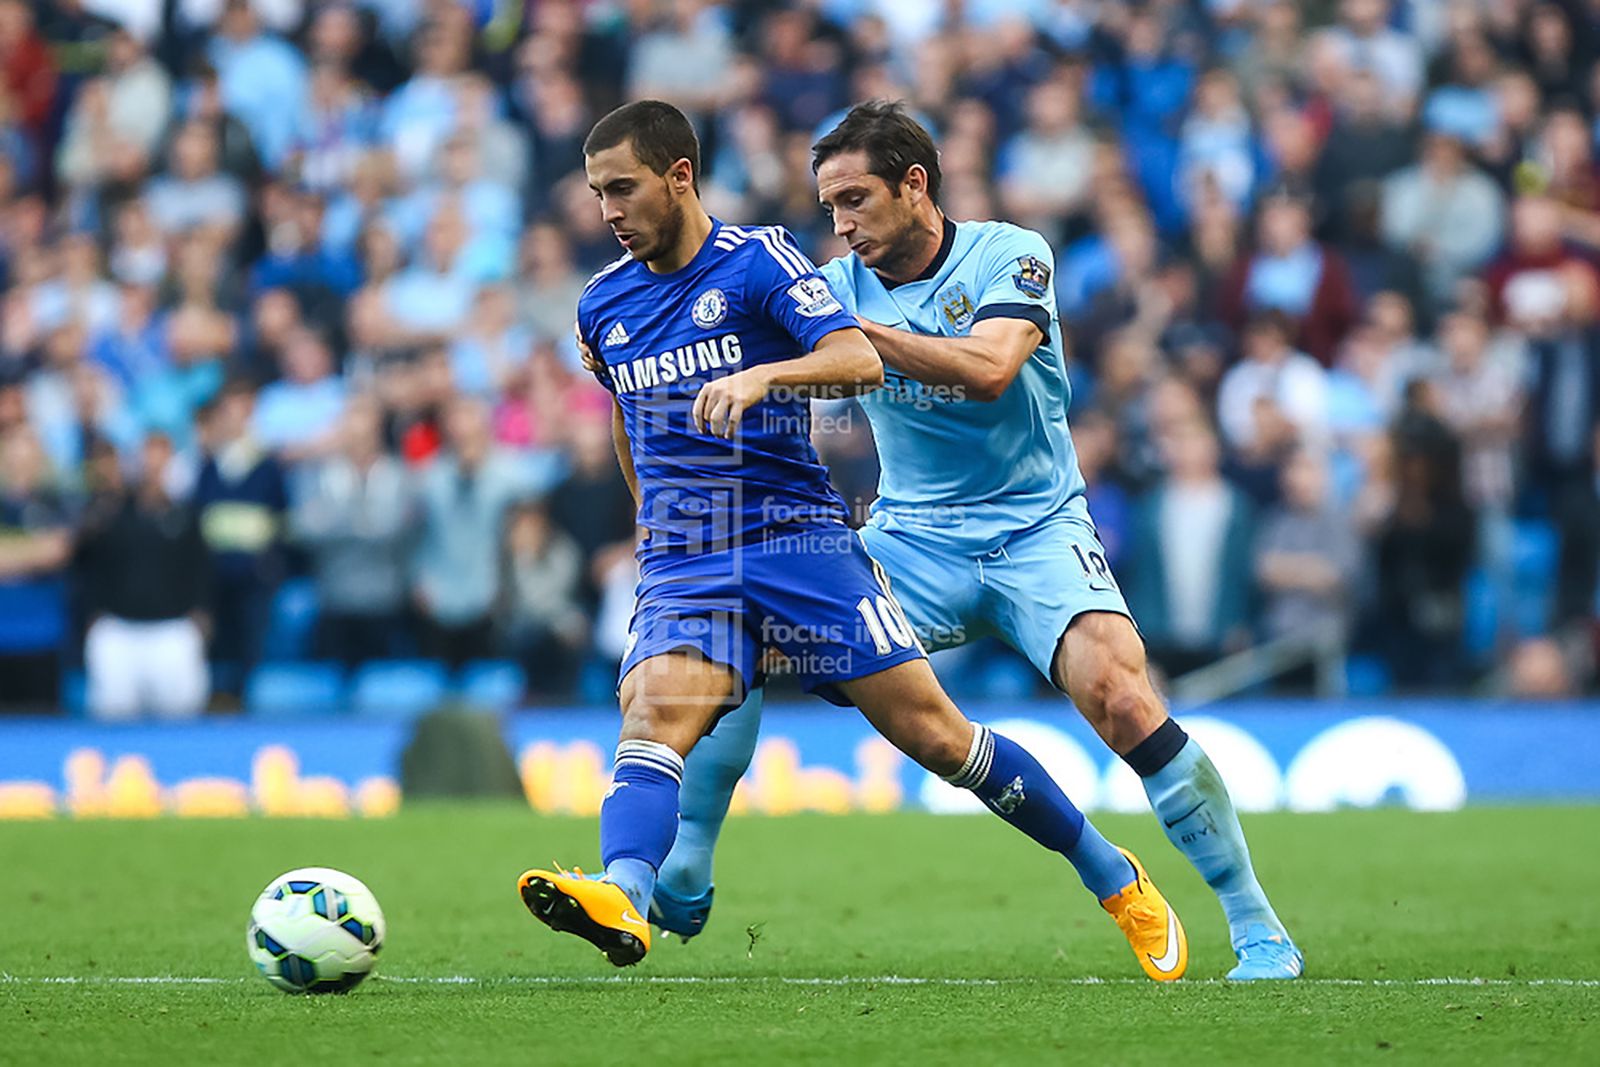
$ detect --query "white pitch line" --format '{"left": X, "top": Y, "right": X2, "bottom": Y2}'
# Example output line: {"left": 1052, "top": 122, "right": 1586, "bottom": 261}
{"left": 3, "top": 974, "right": 1597, "bottom": 988}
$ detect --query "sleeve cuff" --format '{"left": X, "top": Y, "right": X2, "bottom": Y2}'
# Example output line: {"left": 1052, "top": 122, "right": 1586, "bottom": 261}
{"left": 972, "top": 302, "right": 1050, "bottom": 336}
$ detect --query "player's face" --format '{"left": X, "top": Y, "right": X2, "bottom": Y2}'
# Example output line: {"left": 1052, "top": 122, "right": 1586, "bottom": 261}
{"left": 585, "top": 142, "right": 687, "bottom": 264}
{"left": 817, "top": 151, "right": 922, "bottom": 272}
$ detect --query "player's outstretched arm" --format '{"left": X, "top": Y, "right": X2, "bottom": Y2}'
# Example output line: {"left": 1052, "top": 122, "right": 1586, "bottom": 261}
{"left": 692, "top": 326, "right": 882, "bottom": 438}
{"left": 858, "top": 316, "right": 1043, "bottom": 403}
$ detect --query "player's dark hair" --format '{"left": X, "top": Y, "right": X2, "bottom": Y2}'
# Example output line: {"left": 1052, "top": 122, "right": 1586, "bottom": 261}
{"left": 812, "top": 100, "right": 941, "bottom": 203}
{"left": 583, "top": 100, "right": 701, "bottom": 191}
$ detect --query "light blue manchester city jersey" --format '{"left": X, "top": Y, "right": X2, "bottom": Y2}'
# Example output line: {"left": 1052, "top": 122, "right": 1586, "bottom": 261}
{"left": 820, "top": 218, "right": 1088, "bottom": 553}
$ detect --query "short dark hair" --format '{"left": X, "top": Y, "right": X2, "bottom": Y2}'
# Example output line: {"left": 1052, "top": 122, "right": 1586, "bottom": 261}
{"left": 583, "top": 100, "right": 700, "bottom": 190}
{"left": 812, "top": 100, "right": 941, "bottom": 202}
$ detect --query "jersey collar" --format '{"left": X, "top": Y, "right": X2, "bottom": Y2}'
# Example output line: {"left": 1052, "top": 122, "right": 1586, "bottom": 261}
{"left": 882, "top": 216, "right": 956, "bottom": 290}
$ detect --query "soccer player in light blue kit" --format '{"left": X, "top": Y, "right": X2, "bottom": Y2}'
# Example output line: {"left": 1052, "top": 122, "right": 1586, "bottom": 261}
{"left": 517, "top": 101, "right": 1186, "bottom": 977}
{"left": 648, "top": 102, "right": 1304, "bottom": 981}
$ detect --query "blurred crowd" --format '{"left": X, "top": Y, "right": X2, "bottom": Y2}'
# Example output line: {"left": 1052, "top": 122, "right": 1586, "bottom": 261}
{"left": 1, "top": 0, "right": 1598, "bottom": 718}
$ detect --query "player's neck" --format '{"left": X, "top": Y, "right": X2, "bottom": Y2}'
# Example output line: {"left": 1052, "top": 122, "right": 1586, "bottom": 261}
{"left": 874, "top": 210, "right": 949, "bottom": 286}
{"left": 647, "top": 207, "right": 715, "bottom": 275}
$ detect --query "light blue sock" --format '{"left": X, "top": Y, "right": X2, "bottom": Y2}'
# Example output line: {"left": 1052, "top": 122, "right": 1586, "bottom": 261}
{"left": 656, "top": 689, "right": 764, "bottom": 900}
{"left": 1135, "top": 728, "right": 1285, "bottom": 943}
{"left": 599, "top": 739, "right": 685, "bottom": 914}
{"left": 947, "top": 723, "right": 1134, "bottom": 900}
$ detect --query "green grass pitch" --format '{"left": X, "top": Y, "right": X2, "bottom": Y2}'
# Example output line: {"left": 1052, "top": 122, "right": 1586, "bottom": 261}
{"left": 2, "top": 806, "right": 1596, "bottom": 1065}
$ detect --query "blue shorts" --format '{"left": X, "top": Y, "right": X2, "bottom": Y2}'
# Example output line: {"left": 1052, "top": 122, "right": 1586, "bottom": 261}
{"left": 621, "top": 525, "right": 926, "bottom": 706}
{"left": 859, "top": 502, "right": 1131, "bottom": 684}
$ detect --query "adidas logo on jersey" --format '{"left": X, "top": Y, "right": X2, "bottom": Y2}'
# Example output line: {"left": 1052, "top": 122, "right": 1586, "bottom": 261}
{"left": 603, "top": 321, "right": 631, "bottom": 348}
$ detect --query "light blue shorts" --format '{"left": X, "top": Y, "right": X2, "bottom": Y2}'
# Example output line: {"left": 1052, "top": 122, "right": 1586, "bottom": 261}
{"left": 858, "top": 505, "right": 1131, "bottom": 685}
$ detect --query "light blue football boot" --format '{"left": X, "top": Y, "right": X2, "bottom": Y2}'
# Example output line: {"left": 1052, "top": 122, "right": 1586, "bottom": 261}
{"left": 648, "top": 884, "right": 715, "bottom": 943}
{"left": 1227, "top": 922, "right": 1305, "bottom": 980}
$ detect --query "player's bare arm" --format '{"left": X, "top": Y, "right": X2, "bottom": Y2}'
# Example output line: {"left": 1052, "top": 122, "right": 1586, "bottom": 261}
{"left": 858, "top": 315, "right": 1043, "bottom": 402}
{"left": 691, "top": 326, "right": 882, "bottom": 438}
{"left": 610, "top": 397, "right": 640, "bottom": 507}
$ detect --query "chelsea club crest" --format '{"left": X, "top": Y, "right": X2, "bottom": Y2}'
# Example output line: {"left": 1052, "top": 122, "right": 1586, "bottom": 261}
{"left": 692, "top": 288, "right": 728, "bottom": 329}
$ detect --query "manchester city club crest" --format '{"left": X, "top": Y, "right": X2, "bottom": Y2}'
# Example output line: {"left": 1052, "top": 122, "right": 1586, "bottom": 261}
{"left": 1012, "top": 254, "right": 1052, "bottom": 299}
{"left": 691, "top": 287, "right": 728, "bottom": 329}
{"left": 936, "top": 283, "right": 976, "bottom": 332}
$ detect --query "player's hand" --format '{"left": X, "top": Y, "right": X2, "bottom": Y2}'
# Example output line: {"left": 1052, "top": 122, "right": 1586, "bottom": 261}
{"left": 693, "top": 368, "right": 771, "bottom": 438}
{"left": 573, "top": 321, "right": 605, "bottom": 376}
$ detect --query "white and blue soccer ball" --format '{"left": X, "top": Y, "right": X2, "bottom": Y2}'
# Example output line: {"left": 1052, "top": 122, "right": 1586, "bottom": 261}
{"left": 247, "top": 867, "right": 386, "bottom": 994}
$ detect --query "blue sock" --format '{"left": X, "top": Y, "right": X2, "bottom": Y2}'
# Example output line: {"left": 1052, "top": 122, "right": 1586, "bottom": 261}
{"left": 1127, "top": 719, "right": 1285, "bottom": 944}
{"left": 599, "top": 739, "right": 685, "bottom": 914}
{"left": 946, "top": 724, "right": 1134, "bottom": 900}
{"left": 657, "top": 688, "right": 764, "bottom": 900}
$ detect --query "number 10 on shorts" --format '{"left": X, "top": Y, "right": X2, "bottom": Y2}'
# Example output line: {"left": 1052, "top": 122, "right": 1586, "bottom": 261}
{"left": 855, "top": 595, "right": 918, "bottom": 655}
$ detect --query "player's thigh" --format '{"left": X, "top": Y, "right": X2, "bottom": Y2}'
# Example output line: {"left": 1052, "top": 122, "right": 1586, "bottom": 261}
{"left": 619, "top": 563, "right": 760, "bottom": 753}
{"left": 619, "top": 650, "right": 742, "bottom": 755}
{"left": 833, "top": 657, "right": 973, "bottom": 777}
{"left": 858, "top": 524, "right": 981, "bottom": 652}
{"left": 744, "top": 526, "right": 927, "bottom": 702}
{"left": 985, "top": 513, "right": 1136, "bottom": 682}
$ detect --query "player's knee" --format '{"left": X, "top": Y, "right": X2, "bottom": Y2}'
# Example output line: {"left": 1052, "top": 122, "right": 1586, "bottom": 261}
{"left": 891, "top": 710, "right": 972, "bottom": 777}
{"left": 1075, "top": 666, "right": 1163, "bottom": 749}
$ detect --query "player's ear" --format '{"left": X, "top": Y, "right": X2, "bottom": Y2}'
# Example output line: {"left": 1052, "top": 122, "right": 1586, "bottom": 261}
{"left": 668, "top": 157, "right": 695, "bottom": 194}
{"left": 903, "top": 164, "right": 928, "bottom": 203}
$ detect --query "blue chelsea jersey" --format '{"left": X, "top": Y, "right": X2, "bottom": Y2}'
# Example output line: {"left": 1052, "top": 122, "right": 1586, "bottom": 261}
{"left": 819, "top": 219, "right": 1089, "bottom": 553}
{"left": 577, "top": 220, "right": 861, "bottom": 557}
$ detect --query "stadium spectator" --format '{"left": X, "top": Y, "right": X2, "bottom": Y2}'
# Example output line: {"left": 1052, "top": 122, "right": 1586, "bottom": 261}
{"left": 205, "top": 0, "right": 307, "bottom": 171}
{"left": 1126, "top": 417, "right": 1256, "bottom": 677}
{"left": 997, "top": 72, "right": 1095, "bottom": 242}
{"left": 1429, "top": 305, "right": 1524, "bottom": 648}
{"left": 1217, "top": 310, "right": 1331, "bottom": 455}
{"left": 500, "top": 498, "right": 586, "bottom": 700}
{"left": 252, "top": 326, "right": 347, "bottom": 461}
{"left": 290, "top": 394, "right": 414, "bottom": 667}
{"left": 515, "top": 221, "right": 587, "bottom": 345}
{"left": 1380, "top": 130, "right": 1506, "bottom": 308}
{"left": 1521, "top": 263, "right": 1600, "bottom": 630}
{"left": 143, "top": 121, "right": 247, "bottom": 239}
{"left": 450, "top": 284, "right": 530, "bottom": 398}
{"left": 1314, "top": 0, "right": 1423, "bottom": 120}
{"left": 1255, "top": 447, "right": 1361, "bottom": 655}
{"left": 1220, "top": 186, "right": 1359, "bottom": 366}
{"left": 75, "top": 432, "right": 211, "bottom": 720}
{"left": 56, "top": 28, "right": 172, "bottom": 191}
{"left": 0, "top": 0, "right": 57, "bottom": 153}
{"left": 1506, "top": 636, "right": 1580, "bottom": 699}
{"left": 1313, "top": 70, "right": 1414, "bottom": 236}
{"left": 411, "top": 394, "right": 536, "bottom": 669}
{"left": 0, "top": 426, "right": 71, "bottom": 713}
{"left": 1374, "top": 381, "right": 1476, "bottom": 689}
{"left": 192, "top": 380, "right": 289, "bottom": 702}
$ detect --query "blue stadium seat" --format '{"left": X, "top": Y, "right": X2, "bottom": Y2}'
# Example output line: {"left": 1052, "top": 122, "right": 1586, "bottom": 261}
{"left": 1512, "top": 519, "right": 1559, "bottom": 637}
{"left": 263, "top": 578, "right": 321, "bottom": 662}
{"left": 62, "top": 669, "right": 87, "bottom": 719}
{"left": 458, "top": 660, "right": 526, "bottom": 710}
{"left": 1462, "top": 568, "right": 1496, "bottom": 661}
{"left": 246, "top": 663, "right": 347, "bottom": 719}
{"left": 350, "top": 660, "right": 449, "bottom": 720}
{"left": 1344, "top": 654, "right": 1392, "bottom": 698}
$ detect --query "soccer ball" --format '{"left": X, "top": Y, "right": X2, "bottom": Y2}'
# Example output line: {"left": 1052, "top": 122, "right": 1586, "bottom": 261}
{"left": 246, "top": 867, "right": 386, "bottom": 993}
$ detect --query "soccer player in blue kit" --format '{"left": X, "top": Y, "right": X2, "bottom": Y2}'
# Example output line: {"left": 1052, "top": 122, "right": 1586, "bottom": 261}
{"left": 640, "top": 103, "right": 1304, "bottom": 981}
{"left": 517, "top": 100, "right": 1188, "bottom": 979}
